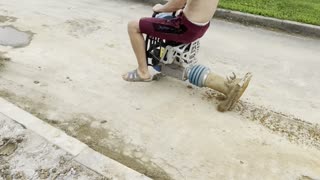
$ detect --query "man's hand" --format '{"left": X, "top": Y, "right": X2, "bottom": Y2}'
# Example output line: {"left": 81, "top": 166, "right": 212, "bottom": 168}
{"left": 153, "top": 4, "right": 164, "bottom": 12}
{"left": 152, "top": 0, "right": 186, "bottom": 13}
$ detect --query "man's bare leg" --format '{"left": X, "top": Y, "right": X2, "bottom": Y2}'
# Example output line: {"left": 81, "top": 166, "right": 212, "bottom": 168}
{"left": 122, "top": 20, "right": 151, "bottom": 81}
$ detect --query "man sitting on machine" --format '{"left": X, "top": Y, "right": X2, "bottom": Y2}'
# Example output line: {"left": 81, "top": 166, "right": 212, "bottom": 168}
{"left": 122, "top": 0, "right": 252, "bottom": 112}
{"left": 122, "top": 0, "right": 216, "bottom": 82}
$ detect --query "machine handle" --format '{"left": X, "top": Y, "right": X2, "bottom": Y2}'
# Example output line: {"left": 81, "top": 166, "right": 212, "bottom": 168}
{"left": 152, "top": 11, "right": 177, "bottom": 18}
{"left": 152, "top": 12, "right": 159, "bottom": 17}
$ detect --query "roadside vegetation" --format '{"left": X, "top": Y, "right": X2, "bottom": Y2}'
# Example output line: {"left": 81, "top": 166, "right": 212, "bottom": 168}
{"left": 219, "top": 0, "right": 320, "bottom": 26}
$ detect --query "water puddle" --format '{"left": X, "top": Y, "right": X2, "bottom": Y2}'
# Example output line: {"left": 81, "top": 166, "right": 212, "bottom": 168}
{"left": 0, "top": 26, "right": 33, "bottom": 48}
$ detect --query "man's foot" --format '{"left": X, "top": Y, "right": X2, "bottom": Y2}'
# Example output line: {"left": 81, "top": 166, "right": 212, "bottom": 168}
{"left": 122, "top": 69, "right": 153, "bottom": 82}
{"left": 217, "top": 72, "right": 252, "bottom": 112}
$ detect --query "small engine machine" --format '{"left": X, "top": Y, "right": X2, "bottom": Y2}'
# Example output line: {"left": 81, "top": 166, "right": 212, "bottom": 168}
{"left": 145, "top": 12, "right": 252, "bottom": 112}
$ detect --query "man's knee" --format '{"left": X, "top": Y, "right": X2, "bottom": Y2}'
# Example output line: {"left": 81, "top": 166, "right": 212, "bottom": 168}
{"left": 128, "top": 20, "right": 140, "bottom": 34}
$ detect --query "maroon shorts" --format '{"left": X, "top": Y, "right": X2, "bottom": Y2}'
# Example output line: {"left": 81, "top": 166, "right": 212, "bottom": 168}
{"left": 139, "top": 13, "right": 210, "bottom": 44}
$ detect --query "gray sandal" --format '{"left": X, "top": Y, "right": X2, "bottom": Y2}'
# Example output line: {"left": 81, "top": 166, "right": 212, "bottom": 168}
{"left": 123, "top": 69, "right": 153, "bottom": 82}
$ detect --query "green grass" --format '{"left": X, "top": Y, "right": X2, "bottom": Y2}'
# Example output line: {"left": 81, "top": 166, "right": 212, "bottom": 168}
{"left": 218, "top": 0, "right": 320, "bottom": 25}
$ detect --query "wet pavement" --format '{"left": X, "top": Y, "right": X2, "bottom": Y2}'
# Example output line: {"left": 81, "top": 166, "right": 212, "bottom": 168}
{"left": 0, "top": 26, "right": 32, "bottom": 48}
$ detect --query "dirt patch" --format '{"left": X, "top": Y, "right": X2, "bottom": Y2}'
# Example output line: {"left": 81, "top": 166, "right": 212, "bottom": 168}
{"left": 203, "top": 89, "right": 320, "bottom": 149}
{"left": 298, "top": 175, "right": 318, "bottom": 180}
{"left": 0, "top": 89, "right": 173, "bottom": 180}
{"left": 0, "top": 51, "right": 10, "bottom": 69}
{"left": 49, "top": 115, "right": 172, "bottom": 180}
{"left": 64, "top": 19, "right": 102, "bottom": 38}
{"left": 0, "top": 15, "right": 17, "bottom": 23}
{"left": 0, "top": 90, "right": 49, "bottom": 117}
{"left": 32, "top": 156, "right": 108, "bottom": 180}
{"left": 235, "top": 101, "right": 320, "bottom": 149}
{"left": 0, "top": 160, "right": 12, "bottom": 180}
{"left": 0, "top": 138, "right": 18, "bottom": 156}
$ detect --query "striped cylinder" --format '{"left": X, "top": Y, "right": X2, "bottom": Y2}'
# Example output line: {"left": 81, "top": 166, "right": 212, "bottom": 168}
{"left": 187, "top": 65, "right": 211, "bottom": 87}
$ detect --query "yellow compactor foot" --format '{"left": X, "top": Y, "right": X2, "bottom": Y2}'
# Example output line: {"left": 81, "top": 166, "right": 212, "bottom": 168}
{"left": 217, "top": 72, "right": 252, "bottom": 112}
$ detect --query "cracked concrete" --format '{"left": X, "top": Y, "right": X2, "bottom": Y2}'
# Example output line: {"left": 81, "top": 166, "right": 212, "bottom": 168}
{"left": 0, "top": 113, "right": 107, "bottom": 180}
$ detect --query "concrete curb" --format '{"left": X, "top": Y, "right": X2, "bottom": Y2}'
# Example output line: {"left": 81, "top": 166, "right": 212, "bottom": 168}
{"left": 215, "top": 9, "right": 320, "bottom": 38}
{"left": 138, "top": 0, "right": 320, "bottom": 38}
{"left": 0, "top": 97, "right": 151, "bottom": 180}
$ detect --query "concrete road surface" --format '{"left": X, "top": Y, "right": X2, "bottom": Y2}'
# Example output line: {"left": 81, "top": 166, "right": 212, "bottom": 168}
{"left": 0, "top": 0, "right": 320, "bottom": 179}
